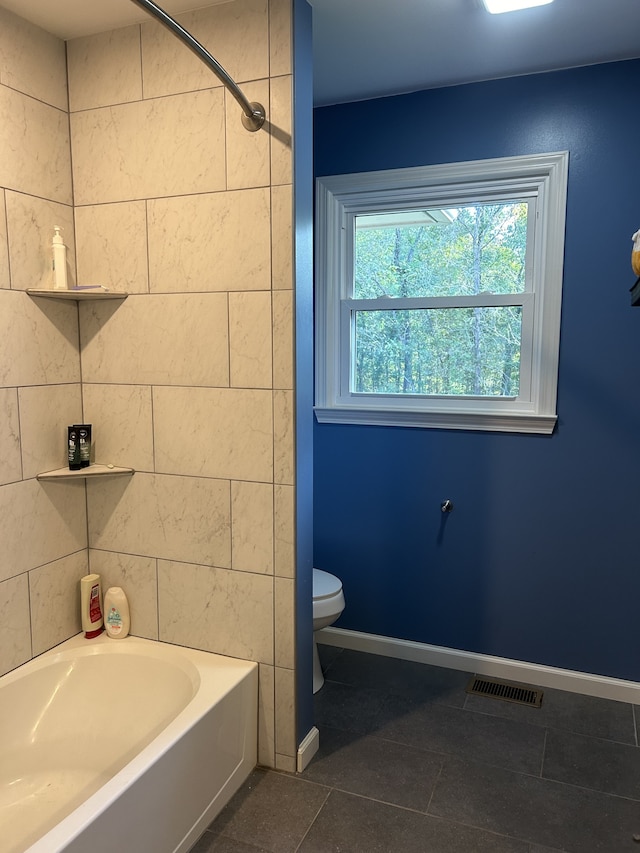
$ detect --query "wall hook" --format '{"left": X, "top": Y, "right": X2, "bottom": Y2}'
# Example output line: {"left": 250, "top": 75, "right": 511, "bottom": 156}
{"left": 441, "top": 499, "right": 454, "bottom": 513}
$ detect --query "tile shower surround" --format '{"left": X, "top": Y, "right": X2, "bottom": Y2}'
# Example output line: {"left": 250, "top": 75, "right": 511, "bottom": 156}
{"left": 0, "top": 0, "right": 297, "bottom": 771}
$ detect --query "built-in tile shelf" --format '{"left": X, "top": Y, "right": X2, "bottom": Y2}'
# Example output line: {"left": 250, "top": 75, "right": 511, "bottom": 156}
{"left": 27, "top": 289, "right": 128, "bottom": 301}
{"left": 37, "top": 464, "right": 135, "bottom": 481}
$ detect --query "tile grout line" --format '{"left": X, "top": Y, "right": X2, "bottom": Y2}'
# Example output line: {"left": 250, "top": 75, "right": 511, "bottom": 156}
{"left": 424, "top": 758, "right": 446, "bottom": 816}
{"left": 539, "top": 727, "right": 548, "bottom": 778}
{"left": 293, "top": 785, "right": 333, "bottom": 852}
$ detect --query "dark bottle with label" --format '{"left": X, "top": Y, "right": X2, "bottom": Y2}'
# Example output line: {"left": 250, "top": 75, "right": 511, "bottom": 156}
{"left": 68, "top": 426, "right": 81, "bottom": 470}
{"left": 77, "top": 424, "right": 92, "bottom": 468}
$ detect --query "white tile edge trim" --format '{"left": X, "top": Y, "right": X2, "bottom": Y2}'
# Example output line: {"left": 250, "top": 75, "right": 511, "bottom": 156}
{"left": 296, "top": 725, "right": 320, "bottom": 773}
{"left": 318, "top": 627, "right": 640, "bottom": 705}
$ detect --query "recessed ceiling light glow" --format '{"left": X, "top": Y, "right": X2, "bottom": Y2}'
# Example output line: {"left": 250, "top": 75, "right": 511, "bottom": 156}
{"left": 482, "top": 0, "right": 554, "bottom": 13}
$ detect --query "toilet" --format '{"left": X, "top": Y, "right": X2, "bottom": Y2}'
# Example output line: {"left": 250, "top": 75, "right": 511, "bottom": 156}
{"left": 312, "top": 568, "right": 345, "bottom": 693}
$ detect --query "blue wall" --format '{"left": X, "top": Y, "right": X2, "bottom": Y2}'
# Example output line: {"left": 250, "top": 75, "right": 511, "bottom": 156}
{"left": 313, "top": 60, "right": 640, "bottom": 683}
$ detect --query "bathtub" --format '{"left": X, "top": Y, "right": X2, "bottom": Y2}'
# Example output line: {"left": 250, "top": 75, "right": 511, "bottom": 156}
{"left": 0, "top": 633, "right": 258, "bottom": 853}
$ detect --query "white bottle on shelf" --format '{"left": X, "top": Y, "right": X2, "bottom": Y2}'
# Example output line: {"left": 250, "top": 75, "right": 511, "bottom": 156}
{"left": 104, "top": 587, "right": 130, "bottom": 639}
{"left": 52, "top": 226, "right": 68, "bottom": 290}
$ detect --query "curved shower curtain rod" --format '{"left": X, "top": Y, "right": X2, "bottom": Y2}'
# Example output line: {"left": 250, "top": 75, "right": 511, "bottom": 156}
{"left": 130, "top": 0, "right": 266, "bottom": 131}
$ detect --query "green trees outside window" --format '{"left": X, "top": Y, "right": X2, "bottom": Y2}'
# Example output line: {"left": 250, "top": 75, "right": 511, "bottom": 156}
{"left": 353, "top": 203, "right": 528, "bottom": 398}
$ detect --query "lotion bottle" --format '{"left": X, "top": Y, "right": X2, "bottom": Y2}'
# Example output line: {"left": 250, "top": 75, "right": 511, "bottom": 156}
{"left": 52, "top": 226, "right": 68, "bottom": 290}
{"left": 80, "top": 573, "right": 104, "bottom": 638}
{"left": 104, "top": 587, "right": 130, "bottom": 639}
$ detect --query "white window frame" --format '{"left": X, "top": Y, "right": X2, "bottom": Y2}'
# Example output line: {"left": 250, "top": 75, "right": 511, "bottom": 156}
{"left": 315, "top": 151, "right": 569, "bottom": 434}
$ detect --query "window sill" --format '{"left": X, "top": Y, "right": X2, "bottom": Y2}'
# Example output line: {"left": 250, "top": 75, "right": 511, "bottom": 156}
{"left": 314, "top": 406, "right": 557, "bottom": 434}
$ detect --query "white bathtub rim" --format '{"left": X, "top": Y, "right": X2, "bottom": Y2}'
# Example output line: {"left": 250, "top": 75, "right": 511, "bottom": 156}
{"left": 10, "top": 633, "right": 258, "bottom": 853}
{"left": 2, "top": 633, "right": 201, "bottom": 689}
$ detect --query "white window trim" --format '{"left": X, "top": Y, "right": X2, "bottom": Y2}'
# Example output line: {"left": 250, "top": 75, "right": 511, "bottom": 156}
{"left": 315, "top": 151, "right": 569, "bottom": 434}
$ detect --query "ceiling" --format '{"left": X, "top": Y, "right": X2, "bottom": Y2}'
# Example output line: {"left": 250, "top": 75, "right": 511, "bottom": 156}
{"left": 3, "top": 0, "right": 640, "bottom": 106}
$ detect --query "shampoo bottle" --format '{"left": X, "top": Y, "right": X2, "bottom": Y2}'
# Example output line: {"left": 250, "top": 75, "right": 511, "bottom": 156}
{"left": 52, "top": 226, "right": 68, "bottom": 290}
{"left": 68, "top": 426, "right": 81, "bottom": 470}
{"left": 104, "top": 587, "right": 130, "bottom": 639}
{"left": 76, "top": 424, "right": 92, "bottom": 468}
{"left": 80, "top": 573, "right": 104, "bottom": 638}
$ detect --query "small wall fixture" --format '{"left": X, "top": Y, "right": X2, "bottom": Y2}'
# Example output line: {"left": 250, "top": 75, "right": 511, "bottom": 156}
{"left": 482, "top": 0, "right": 553, "bottom": 12}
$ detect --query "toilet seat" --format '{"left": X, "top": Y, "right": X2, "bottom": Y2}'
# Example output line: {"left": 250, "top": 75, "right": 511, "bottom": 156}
{"left": 313, "top": 568, "right": 342, "bottom": 600}
{"left": 312, "top": 569, "right": 345, "bottom": 627}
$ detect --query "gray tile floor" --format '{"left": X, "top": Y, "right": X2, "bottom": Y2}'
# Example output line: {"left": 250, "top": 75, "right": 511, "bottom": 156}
{"left": 194, "top": 646, "right": 640, "bottom": 853}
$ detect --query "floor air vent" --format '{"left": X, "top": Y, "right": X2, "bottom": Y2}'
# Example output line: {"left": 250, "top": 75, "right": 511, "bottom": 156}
{"left": 466, "top": 675, "right": 543, "bottom": 708}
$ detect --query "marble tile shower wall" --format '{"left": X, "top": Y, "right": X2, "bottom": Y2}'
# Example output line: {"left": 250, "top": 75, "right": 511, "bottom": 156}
{"left": 0, "top": 0, "right": 296, "bottom": 772}
{"left": 0, "top": 7, "right": 86, "bottom": 672}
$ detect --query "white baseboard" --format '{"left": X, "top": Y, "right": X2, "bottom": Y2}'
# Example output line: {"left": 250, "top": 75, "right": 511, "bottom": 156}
{"left": 296, "top": 726, "right": 320, "bottom": 773}
{"left": 318, "top": 627, "right": 640, "bottom": 704}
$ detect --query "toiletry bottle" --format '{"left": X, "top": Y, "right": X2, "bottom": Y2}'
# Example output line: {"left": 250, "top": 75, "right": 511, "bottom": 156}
{"left": 68, "top": 426, "right": 81, "bottom": 470}
{"left": 104, "top": 587, "right": 130, "bottom": 639}
{"left": 52, "top": 226, "right": 68, "bottom": 290}
{"left": 77, "top": 424, "right": 92, "bottom": 468}
{"left": 80, "top": 573, "right": 104, "bottom": 638}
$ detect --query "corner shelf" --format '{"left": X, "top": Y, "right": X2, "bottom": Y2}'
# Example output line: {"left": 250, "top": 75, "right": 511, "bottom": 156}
{"left": 37, "top": 464, "right": 135, "bottom": 481}
{"left": 28, "top": 288, "right": 133, "bottom": 482}
{"left": 27, "top": 289, "right": 128, "bottom": 301}
{"left": 27, "top": 288, "right": 135, "bottom": 480}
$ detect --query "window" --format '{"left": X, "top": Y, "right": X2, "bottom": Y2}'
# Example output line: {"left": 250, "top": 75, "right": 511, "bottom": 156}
{"left": 315, "top": 152, "right": 569, "bottom": 433}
